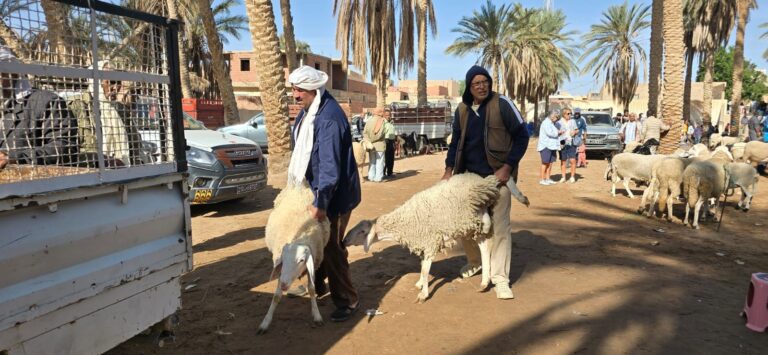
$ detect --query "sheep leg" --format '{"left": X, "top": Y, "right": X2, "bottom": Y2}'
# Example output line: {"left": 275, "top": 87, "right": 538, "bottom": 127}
{"left": 306, "top": 264, "right": 323, "bottom": 327}
{"left": 481, "top": 210, "right": 492, "bottom": 234}
{"left": 624, "top": 178, "right": 635, "bottom": 199}
{"left": 477, "top": 238, "right": 491, "bottom": 291}
{"left": 692, "top": 198, "right": 704, "bottom": 230}
{"left": 257, "top": 283, "right": 283, "bottom": 334}
{"left": 666, "top": 182, "right": 681, "bottom": 222}
{"left": 611, "top": 175, "right": 618, "bottom": 197}
{"left": 639, "top": 183, "right": 652, "bottom": 213}
{"left": 416, "top": 258, "right": 433, "bottom": 304}
{"left": 684, "top": 202, "right": 691, "bottom": 226}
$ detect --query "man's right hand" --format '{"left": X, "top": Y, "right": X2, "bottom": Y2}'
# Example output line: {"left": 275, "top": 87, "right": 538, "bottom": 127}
{"left": 0, "top": 151, "right": 7, "bottom": 170}
{"left": 441, "top": 167, "right": 453, "bottom": 181}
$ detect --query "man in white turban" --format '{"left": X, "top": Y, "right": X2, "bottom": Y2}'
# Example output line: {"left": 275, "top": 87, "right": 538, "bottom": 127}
{"left": 286, "top": 65, "right": 361, "bottom": 322}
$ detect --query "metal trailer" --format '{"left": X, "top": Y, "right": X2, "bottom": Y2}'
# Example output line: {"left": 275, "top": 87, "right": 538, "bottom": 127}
{"left": 388, "top": 106, "right": 453, "bottom": 152}
{"left": 0, "top": 1, "right": 191, "bottom": 353}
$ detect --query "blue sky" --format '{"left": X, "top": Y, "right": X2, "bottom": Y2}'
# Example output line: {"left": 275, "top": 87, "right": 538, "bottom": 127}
{"left": 223, "top": 0, "right": 768, "bottom": 96}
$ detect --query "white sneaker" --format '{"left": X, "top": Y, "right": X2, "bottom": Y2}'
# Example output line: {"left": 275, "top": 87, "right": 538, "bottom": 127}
{"left": 545, "top": 179, "right": 556, "bottom": 185}
{"left": 539, "top": 180, "right": 549, "bottom": 185}
{"left": 568, "top": 177, "right": 576, "bottom": 183}
{"left": 460, "top": 264, "right": 481, "bottom": 279}
{"left": 494, "top": 283, "right": 514, "bottom": 299}
{"left": 558, "top": 177, "right": 566, "bottom": 184}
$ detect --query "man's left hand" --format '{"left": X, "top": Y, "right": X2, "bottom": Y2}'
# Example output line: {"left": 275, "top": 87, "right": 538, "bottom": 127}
{"left": 495, "top": 164, "right": 512, "bottom": 185}
{"left": 308, "top": 205, "right": 327, "bottom": 221}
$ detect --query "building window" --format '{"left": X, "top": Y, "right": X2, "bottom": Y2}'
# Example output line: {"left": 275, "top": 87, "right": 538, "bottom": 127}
{"left": 314, "top": 63, "right": 320, "bottom": 70}
{"left": 240, "top": 59, "right": 250, "bottom": 71}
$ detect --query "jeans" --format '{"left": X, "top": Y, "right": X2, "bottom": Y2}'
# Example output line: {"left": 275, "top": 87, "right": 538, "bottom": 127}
{"left": 367, "top": 151, "right": 385, "bottom": 182}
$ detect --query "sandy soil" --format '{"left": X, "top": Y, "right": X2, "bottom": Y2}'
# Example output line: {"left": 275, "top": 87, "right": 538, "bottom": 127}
{"left": 110, "top": 143, "right": 768, "bottom": 354}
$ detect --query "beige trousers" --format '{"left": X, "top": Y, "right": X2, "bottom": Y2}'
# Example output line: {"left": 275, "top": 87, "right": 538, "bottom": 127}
{"left": 462, "top": 185, "right": 512, "bottom": 285}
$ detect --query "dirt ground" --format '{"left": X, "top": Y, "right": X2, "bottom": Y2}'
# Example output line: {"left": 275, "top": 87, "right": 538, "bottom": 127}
{"left": 110, "top": 143, "right": 768, "bottom": 354}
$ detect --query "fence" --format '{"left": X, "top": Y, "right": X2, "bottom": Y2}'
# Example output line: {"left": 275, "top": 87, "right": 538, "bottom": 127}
{"left": 0, "top": 0, "right": 185, "bottom": 198}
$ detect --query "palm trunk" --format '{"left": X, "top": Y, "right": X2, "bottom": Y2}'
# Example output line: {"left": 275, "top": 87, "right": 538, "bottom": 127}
{"left": 376, "top": 72, "right": 388, "bottom": 108}
{"left": 532, "top": 96, "right": 538, "bottom": 129}
{"left": 246, "top": 0, "right": 293, "bottom": 175}
{"left": 198, "top": 0, "right": 239, "bottom": 125}
{"left": 658, "top": 0, "right": 685, "bottom": 154}
{"left": 167, "top": 0, "right": 193, "bottom": 98}
{"left": 280, "top": 0, "right": 298, "bottom": 72}
{"left": 416, "top": 2, "right": 428, "bottom": 107}
{"left": 682, "top": 49, "right": 694, "bottom": 124}
{"left": 729, "top": 0, "right": 748, "bottom": 136}
{"left": 647, "top": 0, "right": 663, "bottom": 116}
{"left": 0, "top": 20, "right": 27, "bottom": 59}
{"left": 702, "top": 54, "right": 713, "bottom": 130}
{"left": 40, "top": 0, "right": 69, "bottom": 63}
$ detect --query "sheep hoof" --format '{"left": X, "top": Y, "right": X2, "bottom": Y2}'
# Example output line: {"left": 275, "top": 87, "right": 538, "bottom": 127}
{"left": 414, "top": 281, "right": 423, "bottom": 289}
{"left": 478, "top": 282, "right": 489, "bottom": 292}
{"left": 415, "top": 295, "right": 427, "bottom": 304}
{"left": 256, "top": 326, "right": 269, "bottom": 335}
{"left": 312, "top": 320, "right": 324, "bottom": 328}
{"left": 742, "top": 207, "right": 750, "bottom": 212}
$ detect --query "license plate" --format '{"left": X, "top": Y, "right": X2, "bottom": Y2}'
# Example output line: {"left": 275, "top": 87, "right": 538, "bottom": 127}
{"left": 193, "top": 189, "right": 213, "bottom": 203}
{"left": 586, "top": 139, "right": 602, "bottom": 144}
{"left": 236, "top": 182, "right": 262, "bottom": 194}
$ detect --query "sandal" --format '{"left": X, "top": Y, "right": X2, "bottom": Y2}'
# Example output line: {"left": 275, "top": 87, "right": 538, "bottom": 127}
{"left": 330, "top": 304, "right": 358, "bottom": 322}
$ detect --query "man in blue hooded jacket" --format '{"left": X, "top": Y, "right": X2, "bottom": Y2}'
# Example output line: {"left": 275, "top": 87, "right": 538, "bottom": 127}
{"left": 288, "top": 66, "right": 361, "bottom": 321}
{"left": 442, "top": 65, "right": 529, "bottom": 299}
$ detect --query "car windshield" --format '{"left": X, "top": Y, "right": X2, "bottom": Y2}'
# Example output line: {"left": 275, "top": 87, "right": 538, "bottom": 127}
{"left": 583, "top": 113, "right": 613, "bottom": 126}
{"left": 183, "top": 114, "right": 207, "bottom": 130}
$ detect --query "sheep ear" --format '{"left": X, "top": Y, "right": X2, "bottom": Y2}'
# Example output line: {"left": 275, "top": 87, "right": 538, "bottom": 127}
{"left": 270, "top": 261, "right": 282, "bottom": 281}
{"left": 364, "top": 224, "right": 376, "bottom": 253}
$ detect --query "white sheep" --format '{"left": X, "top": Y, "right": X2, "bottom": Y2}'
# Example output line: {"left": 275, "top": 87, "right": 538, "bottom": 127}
{"left": 708, "top": 133, "right": 743, "bottom": 149}
{"left": 343, "top": 173, "right": 529, "bottom": 303}
{"left": 725, "top": 162, "right": 759, "bottom": 211}
{"left": 682, "top": 151, "right": 733, "bottom": 229}
{"left": 605, "top": 153, "right": 667, "bottom": 199}
{"left": 740, "top": 141, "right": 768, "bottom": 165}
{"left": 644, "top": 156, "right": 698, "bottom": 221}
{"left": 686, "top": 143, "right": 711, "bottom": 158}
{"left": 258, "top": 185, "right": 330, "bottom": 334}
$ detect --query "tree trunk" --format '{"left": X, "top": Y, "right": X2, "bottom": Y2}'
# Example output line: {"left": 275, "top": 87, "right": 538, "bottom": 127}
{"left": 198, "top": 0, "right": 239, "bottom": 125}
{"left": 729, "top": 0, "right": 748, "bottom": 137}
{"left": 682, "top": 49, "right": 694, "bottom": 124}
{"left": 702, "top": 54, "right": 713, "bottom": 130}
{"left": 658, "top": 0, "right": 685, "bottom": 154}
{"left": 533, "top": 96, "right": 538, "bottom": 131}
{"left": 279, "top": 0, "right": 298, "bottom": 72}
{"left": 416, "top": 0, "right": 428, "bottom": 107}
{"left": 246, "top": 0, "right": 293, "bottom": 176}
{"left": 40, "top": 0, "right": 69, "bottom": 63}
{"left": 647, "top": 0, "right": 664, "bottom": 116}
{"left": 167, "top": 0, "right": 193, "bottom": 98}
{"left": 376, "top": 74, "right": 388, "bottom": 108}
{"left": 0, "top": 20, "right": 27, "bottom": 59}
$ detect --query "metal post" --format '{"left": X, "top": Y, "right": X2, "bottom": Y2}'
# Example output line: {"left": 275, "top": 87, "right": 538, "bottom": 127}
{"left": 165, "top": 20, "right": 188, "bottom": 172}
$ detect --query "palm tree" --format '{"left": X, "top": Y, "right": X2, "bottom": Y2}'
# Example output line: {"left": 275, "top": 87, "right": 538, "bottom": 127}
{"left": 40, "top": 0, "right": 72, "bottom": 63}
{"left": 414, "top": 0, "right": 436, "bottom": 107}
{"left": 658, "top": 0, "right": 685, "bottom": 154}
{"left": 0, "top": 0, "right": 30, "bottom": 58}
{"left": 729, "top": 0, "right": 758, "bottom": 136}
{"left": 279, "top": 0, "right": 298, "bottom": 72}
{"left": 446, "top": 0, "right": 512, "bottom": 94}
{"left": 167, "top": 0, "right": 193, "bottom": 98}
{"left": 245, "top": 0, "right": 292, "bottom": 175}
{"left": 196, "top": 0, "right": 239, "bottom": 125}
{"left": 685, "top": 0, "right": 735, "bottom": 134}
{"left": 647, "top": 0, "right": 663, "bottom": 116}
{"left": 580, "top": 2, "right": 650, "bottom": 112}
{"left": 507, "top": 7, "right": 576, "bottom": 121}
{"left": 334, "top": 0, "right": 414, "bottom": 108}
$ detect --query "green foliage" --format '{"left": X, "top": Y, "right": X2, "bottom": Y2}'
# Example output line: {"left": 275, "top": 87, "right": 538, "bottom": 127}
{"left": 696, "top": 47, "right": 768, "bottom": 101}
{"left": 579, "top": 1, "right": 650, "bottom": 110}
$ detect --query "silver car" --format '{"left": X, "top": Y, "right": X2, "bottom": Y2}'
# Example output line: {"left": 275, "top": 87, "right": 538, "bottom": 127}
{"left": 581, "top": 111, "right": 623, "bottom": 157}
{"left": 217, "top": 112, "right": 268, "bottom": 152}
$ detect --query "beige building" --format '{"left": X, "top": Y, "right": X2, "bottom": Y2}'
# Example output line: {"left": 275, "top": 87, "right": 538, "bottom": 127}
{"left": 386, "top": 79, "right": 462, "bottom": 105}
{"left": 225, "top": 50, "right": 378, "bottom": 120}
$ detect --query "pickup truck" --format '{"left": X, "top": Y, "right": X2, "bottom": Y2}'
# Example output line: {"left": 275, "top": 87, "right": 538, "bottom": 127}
{"left": 0, "top": 1, "right": 192, "bottom": 354}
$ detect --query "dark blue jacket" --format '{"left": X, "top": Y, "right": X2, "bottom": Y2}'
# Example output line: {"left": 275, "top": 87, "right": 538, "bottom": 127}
{"left": 445, "top": 66, "right": 529, "bottom": 176}
{"left": 293, "top": 91, "right": 361, "bottom": 218}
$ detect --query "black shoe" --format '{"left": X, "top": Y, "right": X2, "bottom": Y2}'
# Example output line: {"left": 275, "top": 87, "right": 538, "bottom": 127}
{"left": 330, "top": 304, "right": 358, "bottom": 322}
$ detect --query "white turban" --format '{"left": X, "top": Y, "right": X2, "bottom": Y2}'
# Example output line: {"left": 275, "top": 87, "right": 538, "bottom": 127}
{"left": 0, "top": 45, "right": 18, "bottom": 62}
{"left": 288, "top": 65, "right": 328, "bottom": 90}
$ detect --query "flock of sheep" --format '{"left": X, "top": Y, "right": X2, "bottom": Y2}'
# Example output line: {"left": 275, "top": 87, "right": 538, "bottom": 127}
{"left": 606, "top": 138, "right": 767, "bottom": 229}
{"left": 254, "top": 136, "right": 767, "bottom": 333}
